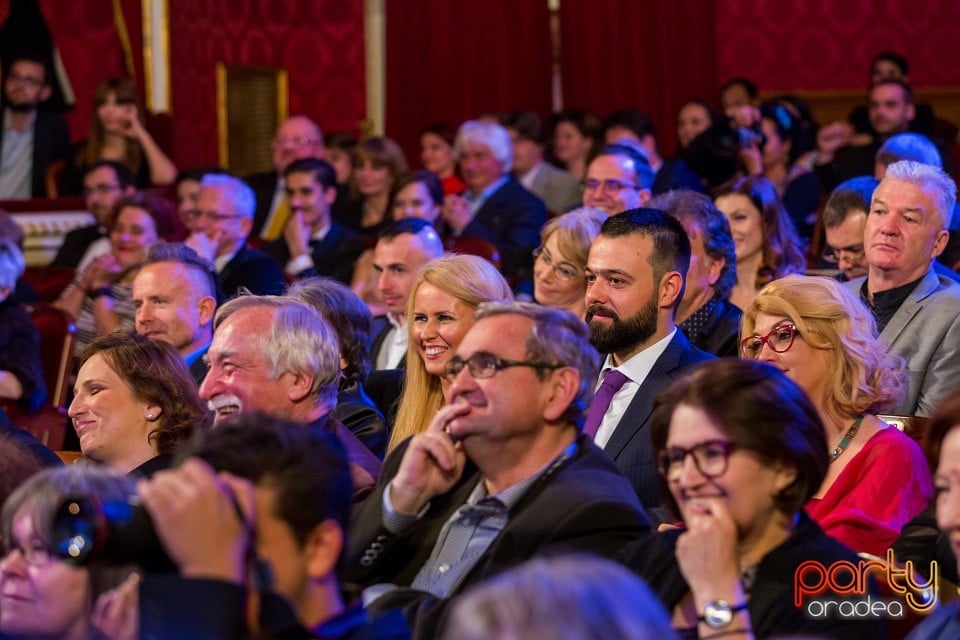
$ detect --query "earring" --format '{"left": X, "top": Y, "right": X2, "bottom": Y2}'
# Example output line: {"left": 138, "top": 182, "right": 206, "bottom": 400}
{"left": 146, "top": 413, "right": 155, "bottom": 421}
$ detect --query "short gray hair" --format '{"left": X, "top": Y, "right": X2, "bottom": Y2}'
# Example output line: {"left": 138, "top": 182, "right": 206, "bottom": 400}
{"left": 200, "top": 174, "right": 256, "bottom": 219}
{"left": 455, "top": 120, "right": 513, "bottom": 174}
{"left": 876, "top": 133, "right": 942, "bottom": 169}
{"left": 0, "top": 239, "right": 24, "bottom": 291}
{"left": 474, "top": 301, "right": 600, "bottom": 430}
{"left": 215, "top": 295, "right": 340, "bottom": 407}
{"left": 882, "top": 160, "right": 956, "bottom": 230}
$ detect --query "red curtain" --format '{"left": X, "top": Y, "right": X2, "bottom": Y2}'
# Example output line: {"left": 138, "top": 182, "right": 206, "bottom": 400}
{"left": 559, "top": 0, "right": 717, "bottom": 157}
{"left": 385, "top": 0, "right": 553, "bottom": 167}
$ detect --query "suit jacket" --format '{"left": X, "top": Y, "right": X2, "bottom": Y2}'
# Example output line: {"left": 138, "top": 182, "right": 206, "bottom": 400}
{"left": 307, "top": 414, "right": 381, "bottom": 501}
{"left": 370, "top": 316, "right": 408, "bottom": 372}
{"left": 50, "top": 224, "right": 104, "bottom": 269}
{"left": 187, "top": 344, "right": 211, "bottom": 387}
{"left": 525, "top": 162, "right": 581, "bottom": 215}
{"left": 651, "top": 157, "right": 705, "bottom": 195}
{"left": 346, "top": 434, "right": 648, "bottom": 638}
{"left": 601, "top": 330, "right": 715, "bottom": 514}
{"left": 289, "top": 221, "right": 368, "bottom": 285}
{"left": 680, "top": 297, "right": 743, "bottom": 357}
{"left": 219, "top": 245, "right": 286, "bottom": 298}
{"left": 845, "top": 267, "right": 960, "bottom": 416}
{"left": 334, "top": 380, "right": 390, "bottom": 459}
{"left": 0, "top": 107, "right": 70, "bottom": 198}
{"left": 462, "top": 176, "right": 546, "bottom": 291}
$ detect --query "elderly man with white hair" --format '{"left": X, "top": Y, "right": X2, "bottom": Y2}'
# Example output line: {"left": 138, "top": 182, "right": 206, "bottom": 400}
{"left": 442, "top": 119, "right": 546, "bottom": 294}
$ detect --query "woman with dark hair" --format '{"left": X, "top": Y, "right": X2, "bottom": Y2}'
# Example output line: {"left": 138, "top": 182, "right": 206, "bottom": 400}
{"left": 68, "top": 333, "right": 211, "bottom": 476}
{"left": 346, "top": 137, "right": 409, "bottom": 238}
{"left": 713, "top": 175, "right": 806, "bottom": 311}
{"left": 420, "top": 122, "right": 466, "bottom": 195}
{"left": 391, "top": 169, "right": 444, "bottom": 226}
{"left": 551, "top": 108, "right": 601, "bottom": 181}
{"left": 676, "top": 99, "right": 719, "bottom": 151}
{"left": 619, "top": 358, "right": 884, "bottom": 639}
{"left": 325, "top": 131, "right": 357, "bottom": 186}
{"left": 55, "top": 192, "right": 177, "bottom": 357}
{"left": 0, "top": 465, "right": 139, "bottom": 640}
{"left": 66, "top": 76, "right": 176, "bottom": 192}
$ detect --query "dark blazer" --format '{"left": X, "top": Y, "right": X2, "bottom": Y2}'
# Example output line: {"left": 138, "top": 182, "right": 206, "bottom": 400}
{"left": 334, "top": 380, "right": 389, "bottom": 459}
{"left": 462, "top": 176, "right": 546, "bottom": 291}
{"left": 364, "top": 369, "right": 405, "bottom": 429}
{"left": 346, "top": 434, "right": 649, "bottom": 636}
{"left": 601, "top": 329, "right": 714, "bottom": 514}
{"left": 50, "top": 224, "right": 104, "bottom": 269}
{"left": 651, "top": 157, "right": 704, "bottom": 195}
{"left": 187, "top": 344, "right": 211, "bottom": 387}
{"left": 265, "top": 220, "right": 367, "bottom": 285}
{"left": 0, "top": 107, "right": 70, "bottom": 198}
{"left": 218, "top": 245, "right": 285, "bottom": 298}
{"left": 681, "top": 298, "right": 743, "bottom": 357}
{"left": 307, "top": 414, "right": 381, "bottom": 501}
{"left": 370, "top": 317, "right": 408, "bottom": 372}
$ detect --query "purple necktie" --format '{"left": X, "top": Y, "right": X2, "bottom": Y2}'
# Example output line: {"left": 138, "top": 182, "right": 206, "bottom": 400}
{"left": 583, "top": 369, "right": 630, "bottom": 439}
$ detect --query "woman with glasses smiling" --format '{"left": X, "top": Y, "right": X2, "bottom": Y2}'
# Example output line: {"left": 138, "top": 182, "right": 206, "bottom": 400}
{"left": 741, "top": 275, "right": 932, "bottom": 557}
{"left": 533, "top": 208, "right": 605, "bottom": 320}
{"left": 619, "top": 358, "right": 884, "bottom": 639}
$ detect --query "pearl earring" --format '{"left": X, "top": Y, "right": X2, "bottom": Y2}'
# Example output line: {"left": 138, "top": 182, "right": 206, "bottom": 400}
{"left": 146, "top": 413, "right": 155, "bottom": 421}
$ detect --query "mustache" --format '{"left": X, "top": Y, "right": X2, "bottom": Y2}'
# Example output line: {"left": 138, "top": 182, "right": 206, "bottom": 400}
{"left": 585, "top": 304, "right": 619, "bottom": 322}
{"left": 207, "top": 395, "right": 243, "bottom": 412}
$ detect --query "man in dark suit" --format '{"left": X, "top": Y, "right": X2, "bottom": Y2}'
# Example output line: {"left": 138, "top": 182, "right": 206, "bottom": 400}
{"left": 187, "top": 174, "right": 285, "bottom": 297}
{"left": 262, "top": 157, "right": 366, "bottom": 283}
{"left": 584, "top": 209, "right": 714, "bottom": 517}
{"left": 0, "top": 54, "right": 70, "bottom": 199}
{"left": 347, "top": 302, "right": 648, "bottom": 638}
{"left": 442, "top": 120, "right": 546, "bottom": 292}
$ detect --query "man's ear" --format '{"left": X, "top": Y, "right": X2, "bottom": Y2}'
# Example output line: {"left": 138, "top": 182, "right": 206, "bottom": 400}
{"left": 197, "top": 296, "right": 217, "bottom": 328}
{"left": 305, "top": 520, "right": 344, "bottom": 579}
{"left": 931, "top": 229, "right": 949, "bottom": 259}
{"left": 324, "top": 185, "right": 337, "bottom": 206}
{"left": 40, "top": 84, "right": 52, "bottom": 102}
{"left": 658, "top": 271, "right": 684, "bottom": 309}
{"left": 707, "top": 256, "right": 724, "bottom": 288}
{"left": 286, "top": 371, "right": 315, "bottom": 403}
{"left": 542, "top": 367, "right": 579, "bottom": 423}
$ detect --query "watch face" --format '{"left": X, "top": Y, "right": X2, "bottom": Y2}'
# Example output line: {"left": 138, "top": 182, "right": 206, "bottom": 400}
{"left": 704, "top": 600, "right": 734, "bottom": 629}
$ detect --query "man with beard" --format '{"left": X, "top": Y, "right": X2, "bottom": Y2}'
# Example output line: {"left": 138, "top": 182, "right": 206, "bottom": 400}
{"left": 0, "top": 54, "right": 70, "bottom": 199}
{"left": 583, "top": 208, "right": 714, "bottom": 517}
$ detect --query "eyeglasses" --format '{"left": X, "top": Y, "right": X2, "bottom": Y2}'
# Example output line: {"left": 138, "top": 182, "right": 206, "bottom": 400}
{"left": 532, "top": 246, "right": 583, "bottom": 281}
{"left": 6, "top": 73, "right": 44, "bottom": 88}
{"left": 657, "top": 439, "right": 738, "bottom": 481}
{"left": 581, "top": 178, "right": 638, "bottom": 195}
{"left": 445, "top": 351, "right": 561, "bottom": 382}
{"left": 821, "top": 244, "right": 865, "bottom": 265}
{"left": 2, "top": 542, "right": 53, "bottom": 567}
{"left": 740, "top": 323, "right": 799, "bottom": 358}
{"left": 274, "top": 136, "right": 320, "bottom": 148}
{"left": 186, "top": 210, "right": 246, "bottom": 222}
{"left": 82, "top": 183, "right": 122, "bottom": 197}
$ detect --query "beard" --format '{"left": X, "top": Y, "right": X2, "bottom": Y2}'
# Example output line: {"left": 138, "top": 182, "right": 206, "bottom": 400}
{"left": 5, "top": 99, "right": 38, "bottom": 113}
{"left": 586, "top": 296, "right": 659, "bottom": 355}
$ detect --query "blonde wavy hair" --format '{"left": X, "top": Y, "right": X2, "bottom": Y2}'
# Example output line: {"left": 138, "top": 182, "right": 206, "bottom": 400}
{"left": 741, "top": 275, "right": 904, "bottom": 419}
{"left": 388, "top": 255, "right": 513, "bottom": 452}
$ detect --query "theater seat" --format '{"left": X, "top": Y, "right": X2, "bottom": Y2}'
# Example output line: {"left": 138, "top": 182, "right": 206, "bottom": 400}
{"left": 879, "top": 414, "right": 928, "bottom": 446}
{"left": 22, "top": 265, "right": 75, "bottom": 302}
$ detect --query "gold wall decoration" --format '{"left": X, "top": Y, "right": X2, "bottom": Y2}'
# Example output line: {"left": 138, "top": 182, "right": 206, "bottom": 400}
{"left": 216, "top": 64, "right": 289, "bottom": 175}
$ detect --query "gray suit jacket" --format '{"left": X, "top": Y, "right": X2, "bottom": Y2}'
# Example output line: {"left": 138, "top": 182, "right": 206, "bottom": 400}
{"left": 526, "top": 162, "right": 582, "bottom": 215}
{"left": 845, "top": 267, "right": 960, "bottom": 416}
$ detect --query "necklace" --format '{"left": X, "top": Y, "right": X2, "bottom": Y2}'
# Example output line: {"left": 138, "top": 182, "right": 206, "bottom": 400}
{"left": 829, "top": 414, "right": 864, "bottom": 462}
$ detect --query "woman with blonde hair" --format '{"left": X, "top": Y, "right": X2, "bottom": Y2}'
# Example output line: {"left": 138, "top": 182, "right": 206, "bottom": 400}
{"left": 741, "top": 274, "right": 932, "bottom": 556}
{"left": 533, "top": 208, "right": 605, "bottom": 320}
{"left": 388, "top": 254, "right": 513, "bottom": 451}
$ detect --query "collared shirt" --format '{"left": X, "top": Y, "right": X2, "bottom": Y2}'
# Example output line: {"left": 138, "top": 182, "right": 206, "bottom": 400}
{"left": 593, "top": 328, "right": 676, "bottom": 449}
{"left": 285, "top": 220, "right": 332, "bottom": 275}
{"left": 463, "top": 175, "right": 509, "bottom": 219}
{"left": 0, "top": 109, "right": 35, "bottom": 199}
{"left": 859, "top": 275, "right": 923, "bottom": 334}
{"left": 519, "top": 161, "right": 544, "bottom": 191}
{"left": 379, "top": 440, "right": 577, "bottom": 599}
{"left": 375, "top": 312, "right": 407, "bottom": 370}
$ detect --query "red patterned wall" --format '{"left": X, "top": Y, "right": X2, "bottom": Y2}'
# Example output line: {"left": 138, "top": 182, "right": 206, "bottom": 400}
{"left": 715, "top": 0, "right": 960, "bottom": 90}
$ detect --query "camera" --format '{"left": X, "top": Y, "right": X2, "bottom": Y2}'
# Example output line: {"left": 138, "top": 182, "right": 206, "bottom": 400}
{"left": 51, "top": 493, "right": 176, "bottom": 573}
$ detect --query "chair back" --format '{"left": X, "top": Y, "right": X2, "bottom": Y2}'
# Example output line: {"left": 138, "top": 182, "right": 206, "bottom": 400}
{"left": 879, "top": 414, "right": 929, "bottom": 446}
{"left": 27, "top": 303, "right": 77, "bottom": 410}
{"left": 446, "top": 235, "right": 502, "bottom": 270}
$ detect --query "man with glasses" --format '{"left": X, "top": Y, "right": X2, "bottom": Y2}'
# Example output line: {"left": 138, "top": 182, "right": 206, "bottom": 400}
{"left": 0, "top": 54, "right": 69, "bottom": 200}
{"left": 582, "top": 144, "right": 653, "bottom": 217}
{"left": 821, "top": 176, "right": 875, "bottom": 281}
{"left": 50, "top": 160, "right": 136, "bottom": 269}
{"left": 347, "top": 301, "right": 647, "bottom": 637}
{"left": 187, "top": 173, "right": 284, "bottom": 297}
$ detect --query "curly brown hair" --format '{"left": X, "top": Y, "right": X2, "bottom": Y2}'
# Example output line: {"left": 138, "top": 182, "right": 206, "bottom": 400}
{"left": 78, "top": 333, "right": 211, "bottom": 454}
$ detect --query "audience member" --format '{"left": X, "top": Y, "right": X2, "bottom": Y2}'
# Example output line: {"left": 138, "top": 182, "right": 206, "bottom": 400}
{"left": 743, "top": 275, "right": 932, "bottom": 555}
{"left": 532, "top": 207, "right": 605, "bottom": 320}
{"left": 186, "top": 173, "right": 285, "bottom": 297}
{"left": 391, "top": 170, "right": 444, "bottom": 226}
{"left": 550, "top": 108, "right": 601, "bottom": 182}
{"left": 133, "top": 242, "right": 217, "bottom": 385}
{"left": 442, "top": 555, "right": 677, "bottom": 640}
{"left": 136, "top": 414, "right": 410, "bottom": 639}
{"left": 325, "top": 130, "right": 357, "bottom": 186}
{"left": 582, "top": 144, "right": 653, "bottom": 216}
{"left": 648, "top": 190, "right": 741, "bottom": 356}
{"left": 420, "top": 122, "right": 466, "bottom": 195}
{"left": 65, "top": 76, "right": 176, "bottom": 192}
{"left": 676, "top": 99, "right": 718, "bottom": 151}
{"left": 347, "top": 302, "right": 648, "bottom": 637}
{"left": 0, "top": 239, "right": 45, "bottom": 410}
{"left": 583, "top": 209, "right": 714, "bottom": 514}
{"left": 245, "top": 115, "right": 326, "bottom": 240}
{"left": 389, "top": 255, "right": 512, "bottom": 452}
{"left": 174, "top": 166, "right": 228, "bottom": 234}
{"left": 369, "top": 219, "right": 446, "bottom": 371}
{"left": 850, "top": 51, "right": 936, "bottom": 138}
{"left": 198, "top": 295, "right": 381, "bottom": 497}
{"left": 50, "top": 160, "right": 136, "bottom": 270}
{"left": 55, "top": 191, "right": 176, "bottom": 357}
{"left": 821, "top": 176, "right": 876, "bottom": 281}
{"left": 719, "top": 76, "right": 761, "bottom": 117}
{"left": 713, "top": 175, "right": 806, "bottom": 311}
{"left": 344, "top": 136, "right": 409, "bottom": 238}
{"left": 289, "top": 277, "right": 390, "bottom": 458}
{"left": 619, "top": 359, "right": 885, "bottom": 639}
{"left": 0, "top": 53, "right": 70, "bottom": 199}
{"left": 70, "top": 333, "right": 210, "bottom": 476}
{"left": 0, "top": 465, "right": 139, "bottom": 640}
{"left": 444, "top": 120, "right": 547, "bottom": 292}
{"left": 0, "top": 434, "right": 47, "bottom": 506}
{"left": 504, "top": 110, "right": 581, "bottom": 214}
{"left": 844, "top": 160, "right": 960, "bottom": 416}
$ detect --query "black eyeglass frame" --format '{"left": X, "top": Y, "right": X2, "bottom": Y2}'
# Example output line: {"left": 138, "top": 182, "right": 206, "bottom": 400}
{"left": 444, "top": 351, "right": 562, "bottom": 382}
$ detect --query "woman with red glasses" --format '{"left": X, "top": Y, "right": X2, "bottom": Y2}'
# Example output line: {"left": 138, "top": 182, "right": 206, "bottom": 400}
{"left": 741, "top": 275, "right": 932, "bottom": 557}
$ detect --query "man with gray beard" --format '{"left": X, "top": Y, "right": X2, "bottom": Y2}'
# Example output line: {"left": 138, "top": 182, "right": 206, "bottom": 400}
{"left": 583, "top": 209, "right": 713, "bottom": 517}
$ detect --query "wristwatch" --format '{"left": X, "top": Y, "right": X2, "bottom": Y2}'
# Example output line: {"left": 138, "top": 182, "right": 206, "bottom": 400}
{"left": 699, "top": 600, "right": 748, "bottom": 629}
